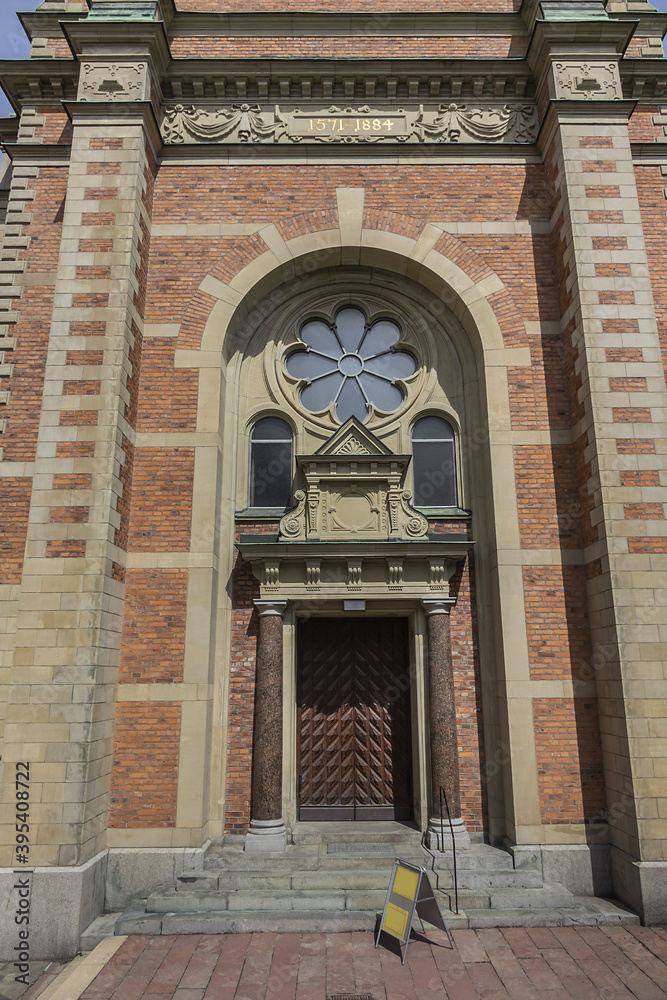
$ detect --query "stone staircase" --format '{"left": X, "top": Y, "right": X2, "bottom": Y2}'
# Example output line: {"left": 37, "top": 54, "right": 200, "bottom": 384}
{"left": 94, "top": 824, "right": 639, "bottom": 942}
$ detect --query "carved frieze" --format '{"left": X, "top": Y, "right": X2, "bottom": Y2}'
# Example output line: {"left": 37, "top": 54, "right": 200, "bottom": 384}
{"left": 79, "top": 62, "right": 149, "bottom": 102}
{"left": 160, "top": 102, "right": 538, "bottom": 145}
{"left": 553, "top": 62, "right": 621, "bottom": 101}
{"left": 237, "top": 541, "right": 469, "bottom": 602}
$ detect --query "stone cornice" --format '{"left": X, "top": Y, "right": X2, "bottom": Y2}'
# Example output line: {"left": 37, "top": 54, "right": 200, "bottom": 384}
{"left": 631, "top": 141, "right": 667, "bottom": 162}
{"left": 158, "top": 142, "right": 543, "bottom": 165}
{"left": 61, "top": 18, "right": 171, "bottom": 76}
{"left": 536, "top": 97, "right": 637, "bottom": 152}
{"left": 0, "top": 118, "right": 20, "bottom": 146}
{"left": 17, "top": 10, "right": 88, "bottom": 44}
{"left": 0, "top": 142, "right": 72, "bottom": 165}
{"left": 237, "top": 537, "right": 471, "bottom": 602}
{"left": 167, "top": 12, "right": 528, "bottom": 39}
{"left": 527, "top": 15, "right": 638, "bottom": 75}
{"left": 61, "top": 99, "right": 163, "bottom": 154}
{"left": 162, "top": 58, "right": 536, "bottom": 105}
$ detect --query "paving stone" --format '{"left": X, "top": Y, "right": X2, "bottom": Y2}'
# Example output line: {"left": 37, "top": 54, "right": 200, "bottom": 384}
{"left": 51, "top": 929, "right": 667, "bottom": 1000}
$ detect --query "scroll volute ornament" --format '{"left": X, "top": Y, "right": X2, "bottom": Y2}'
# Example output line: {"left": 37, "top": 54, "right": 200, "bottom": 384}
{"left": 279, "top": 419, "right": 428, "bottom": 542}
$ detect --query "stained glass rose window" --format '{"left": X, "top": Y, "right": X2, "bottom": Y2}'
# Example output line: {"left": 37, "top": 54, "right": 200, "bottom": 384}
{"left": 285, "top": 308, "right": 417, "bottom": 423}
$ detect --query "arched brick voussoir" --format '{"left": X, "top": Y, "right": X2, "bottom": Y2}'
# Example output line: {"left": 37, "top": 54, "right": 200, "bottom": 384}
{"left": 174, "top": 210, "right": 520, "bottom": 363}
{"left": 208, "top": 231, "right": 273, "bottom": 285}
{"left": 363, "top": 208, "right": 428, "bottom": 244}
{"left": 178, "top": 289, "right": 219, "bottom": 350}
{"left": 275, "top": 208, "right": 339, "bottom": 243}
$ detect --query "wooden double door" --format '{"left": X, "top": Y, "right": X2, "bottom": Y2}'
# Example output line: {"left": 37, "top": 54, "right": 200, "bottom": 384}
{"left": 298, "top": 617, "right": 412, "bottom": 821}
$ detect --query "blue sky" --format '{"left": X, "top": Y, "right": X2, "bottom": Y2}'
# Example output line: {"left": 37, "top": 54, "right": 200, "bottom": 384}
{"left": 1, "top": 0, "right": 667, "bottom": 118}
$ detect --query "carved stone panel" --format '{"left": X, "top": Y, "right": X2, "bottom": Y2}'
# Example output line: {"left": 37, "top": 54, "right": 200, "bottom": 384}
{"left": 278, "top": 419, "right": 428, "bottom": 542}
{"left": 553, "top": 61, "right": 621, "bottom": 101}
{"left": 160, "top": 102, "right": 538, "bottom": 145}
{"left": 79, "top": 62, "right": 149, "bottom": 102}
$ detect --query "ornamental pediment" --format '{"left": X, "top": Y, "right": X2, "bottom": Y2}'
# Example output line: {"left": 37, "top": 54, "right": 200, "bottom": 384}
{"left": 278, "top": 419, "right": 428, "bottom": 542}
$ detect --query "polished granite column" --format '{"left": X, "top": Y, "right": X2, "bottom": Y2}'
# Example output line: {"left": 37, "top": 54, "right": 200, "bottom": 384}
{"left": 245, "top": 600, "right": 288, "bottom": 852}
{"left": 422, "top": 598, "right": 470, "bottom": 849}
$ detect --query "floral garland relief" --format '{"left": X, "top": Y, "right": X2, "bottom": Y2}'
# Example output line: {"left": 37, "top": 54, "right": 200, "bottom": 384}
{"left": 160, "top": 103, "right": 537, "bottom": 145}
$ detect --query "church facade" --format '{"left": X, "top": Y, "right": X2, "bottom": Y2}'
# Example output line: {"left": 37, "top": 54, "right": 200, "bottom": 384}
{"left": 1, "top": 0, "right": 667, "bottom": 957}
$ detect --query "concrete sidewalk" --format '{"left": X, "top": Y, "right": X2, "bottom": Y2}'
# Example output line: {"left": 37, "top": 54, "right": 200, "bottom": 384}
{"left": 13, "top": 926, "right": 667, "bottom": 1000}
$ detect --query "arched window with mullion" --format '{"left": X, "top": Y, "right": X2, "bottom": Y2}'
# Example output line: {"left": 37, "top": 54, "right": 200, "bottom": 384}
{"left": 248, "top": 416, "right": 293, "bottom": 509}
{"left": 411, "top": 415, "right": 457, "bottom": 508}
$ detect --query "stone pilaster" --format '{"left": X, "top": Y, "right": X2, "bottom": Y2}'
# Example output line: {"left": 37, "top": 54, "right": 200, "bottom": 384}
{"left": 1, "top": 12, "right": 168, "bottom": 869}
{"left": 245, "top": 600, "right": 289, "bottom": 853}
{"left": 422, "top": 598, "right": 470, "bottom": 850}
{"left": 530, "top": 11, "right": 667, "bottom": 922}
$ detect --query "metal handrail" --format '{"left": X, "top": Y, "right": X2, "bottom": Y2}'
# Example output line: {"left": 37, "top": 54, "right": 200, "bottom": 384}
{"left": 439, "top": 785, "right": 459, "bottom": 914}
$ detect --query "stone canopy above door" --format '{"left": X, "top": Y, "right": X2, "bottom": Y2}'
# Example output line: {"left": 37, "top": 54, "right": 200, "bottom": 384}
{"left": 237, "top": 418, "right": 471, "bottom": 602}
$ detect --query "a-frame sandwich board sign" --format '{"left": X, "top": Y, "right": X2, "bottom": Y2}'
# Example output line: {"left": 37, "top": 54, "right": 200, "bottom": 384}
{"left": 375, "top": 858, "right": 452, "bottom": 964}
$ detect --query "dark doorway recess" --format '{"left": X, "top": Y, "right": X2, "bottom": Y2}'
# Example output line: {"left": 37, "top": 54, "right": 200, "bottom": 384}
{"left": 298, "top": 617, "right": 412, "bottom": 821}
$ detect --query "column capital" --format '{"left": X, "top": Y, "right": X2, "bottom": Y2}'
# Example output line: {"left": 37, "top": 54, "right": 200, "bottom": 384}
{"left": 254, "top": 599, "right": 288, "bottom": 618}
{"left": 421, "top": 598, "right": 455, "bottom": 616}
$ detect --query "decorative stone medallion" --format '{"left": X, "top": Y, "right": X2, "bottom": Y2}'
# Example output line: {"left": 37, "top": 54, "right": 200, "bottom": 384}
{"left": 553, "top": 61, "right": 621, "bottom": 101}
{"left": 79, "top": 62, "right": 148, "bottom": 102}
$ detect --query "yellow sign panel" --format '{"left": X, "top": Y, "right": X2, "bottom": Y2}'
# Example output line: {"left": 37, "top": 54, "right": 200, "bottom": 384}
{"left": 393, "top": 865, "right": 420, "bottom": 901}
{"left": 383, "top": 902, "right": 409, "bottom": 939}
{"left": 377, "top": 859, "right": 450, "bottom": 965}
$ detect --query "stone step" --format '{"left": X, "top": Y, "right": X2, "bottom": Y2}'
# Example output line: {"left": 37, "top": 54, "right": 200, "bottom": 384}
{"left": 149, "top": 881, "right": 573, "bottom": 916}
{"left": 79, "top": 912, "right": 120, "bottom": 952}
{"left": 291, "top": 825, "right": 424, "bottom": 846}
{"left": 206, "top": 847, "right": 514, "bottom": 874}
{"left": 212, "top": 870, "right": 417, "bottom": 891}
{"left": 116, "top": 905, "right": 469, "bottom": 936}
{"left": 460, "top": 869, "right": 543, "bottom": 890}
{"left": 113, "top": 895, "right": 638, "bottom": 937}
{"left": 206, "top": 851, "right": 426, "bottom": 872}
{"left": 425, "top": 849, "right": 518, "bottom": 872}
{"left": 183, "top": 866, "right": 540, "bottom": 893}
{"left": 438, "top": 883, "right": 575, "bottom": 911}
{"left": 488, "top": 883, "right": 575, "bottom": 910}
{"left": 149, "top": 887, "right": 400, "bottom": 913}
{"left": 466, "top": 901, "right": 641, "bottom": 929}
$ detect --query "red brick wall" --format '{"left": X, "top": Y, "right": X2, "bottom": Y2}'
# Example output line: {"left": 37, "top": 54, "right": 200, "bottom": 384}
{"left": 151, "top": 164, "right": 549, "bottom": 230}
{"left": 119, "top": 569, "right": 188, "bottom": 683}
{"left": 136, "top": 339, "right": 199, "bottom": 432}
{"left": 636, "top": 165, "right": 667, "bottom": 389}
{"left": 34, "top": 106, "right": 72, "bottom": 145}
{"left": 533, "top": 698, "right": 605, "bottom": 825}
{"left": 508, "top": 331, "right": 570, "bottom": 432}
{"left": 514, "top": 444, "right": 582, "bottom": 549}
{"left": 127, "top": 447, "right": 195, "bottom": 551}
{"left": 170, "top": 36, "right": 526, "bottom": 58}
{"left": 450, "top": 554, "right": 485, "bottom": 833}
{"left": 110, "top": 702, "right": 182, "bottom": 828}
{"left": 523, "top": 566, "right": 591, "bottom": 681}
{"left": 225, "top": 546, "right": 263, "bottom": 832}
{"left": 173, "top": 0, "right": 518, "bottom": 9}
{"left": 0, "top": 478, "right": 32, "bottom": 584}
{"left": 1, "top": 168, "right": 68, "bottom": 462}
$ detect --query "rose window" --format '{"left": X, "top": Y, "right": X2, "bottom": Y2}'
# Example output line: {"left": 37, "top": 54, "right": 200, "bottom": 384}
{"left": 285, "top": 308, "right": 417, "bottom": 423}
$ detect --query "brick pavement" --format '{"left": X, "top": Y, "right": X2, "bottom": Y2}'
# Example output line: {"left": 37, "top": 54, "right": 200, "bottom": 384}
{"left": 18, "top": 926, "right": 667, "bottom": 1000}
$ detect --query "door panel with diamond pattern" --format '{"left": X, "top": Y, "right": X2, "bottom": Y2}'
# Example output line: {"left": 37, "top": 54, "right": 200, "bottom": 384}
{"left": 298, "top": 618, "right": 412, "bottom": 820}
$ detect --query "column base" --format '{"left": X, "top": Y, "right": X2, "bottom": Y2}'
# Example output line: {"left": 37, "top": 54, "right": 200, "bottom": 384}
{"left": 244, "top": 818, "right": 288, "bottom": 853}
{"left": 426, "top": 816, "right": 471, "bottom": 851}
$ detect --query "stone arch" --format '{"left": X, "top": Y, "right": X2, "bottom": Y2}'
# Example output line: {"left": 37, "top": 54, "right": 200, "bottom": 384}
{"left": 173, "top": 194, "right": 527, "bottom": 367}
{"left": 180, "top": 195, "right": 533, "bottom": 848}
